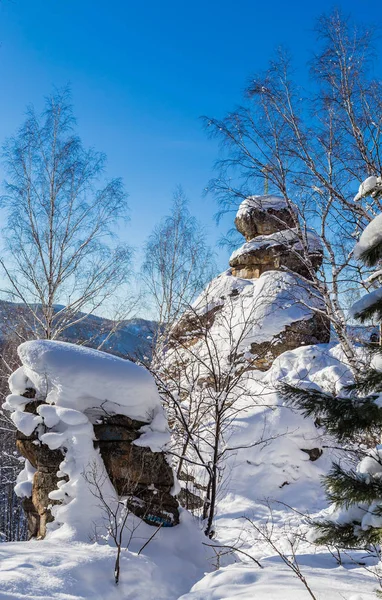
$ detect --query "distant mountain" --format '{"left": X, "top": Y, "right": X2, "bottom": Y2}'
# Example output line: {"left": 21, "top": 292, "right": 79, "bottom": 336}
{"left": 0, "top": 300, "right": 156, "bottom": 360}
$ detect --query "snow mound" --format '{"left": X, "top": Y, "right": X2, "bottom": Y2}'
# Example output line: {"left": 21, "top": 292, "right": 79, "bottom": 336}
{"left": 0, "top": 510, "right": 210, "bottom": 600}
{"left": 230, "top": 228, "right": 322, "bottom": 262}
{"left": 8, "top": 339, "right": 161, "bottom": 423}
{"left": 192, "top": 269, "right": 324, "bottom": 351}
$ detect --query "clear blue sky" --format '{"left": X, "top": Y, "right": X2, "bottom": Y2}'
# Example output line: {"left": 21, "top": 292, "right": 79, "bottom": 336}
{"left": 0, "top": 0, "right": 380, "bottom": 275}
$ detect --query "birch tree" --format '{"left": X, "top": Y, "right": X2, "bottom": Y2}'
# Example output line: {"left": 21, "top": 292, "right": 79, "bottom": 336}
{"left": 142, "top": 186, "right": 215, "bottom": 358}
{"left": 0, "top": 88, "right": 131, "bottom": 340}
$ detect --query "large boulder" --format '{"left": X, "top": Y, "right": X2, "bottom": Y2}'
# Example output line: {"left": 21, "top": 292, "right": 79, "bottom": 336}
{"left": 15, "top": 395, "right": 180, "bottom": 537}
{"left": 235, "top": 195, "right": 296, "bottom": 240}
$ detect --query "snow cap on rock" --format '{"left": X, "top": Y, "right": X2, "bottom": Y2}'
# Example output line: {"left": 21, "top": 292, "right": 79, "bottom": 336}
{"left": 10, "top": 339, "right": 163, "bottom": 423}
{"left": 236, "top": 195, "right": 292, "bottom": 217}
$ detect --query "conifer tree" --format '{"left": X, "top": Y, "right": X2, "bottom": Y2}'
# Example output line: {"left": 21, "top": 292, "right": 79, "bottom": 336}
{"left": 284, "top": 177, "right": 382, "bottom": 548}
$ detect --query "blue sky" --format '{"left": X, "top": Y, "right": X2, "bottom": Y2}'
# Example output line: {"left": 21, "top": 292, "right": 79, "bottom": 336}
{"left": 0, "top": 0, "right": 380, "bottom": 275}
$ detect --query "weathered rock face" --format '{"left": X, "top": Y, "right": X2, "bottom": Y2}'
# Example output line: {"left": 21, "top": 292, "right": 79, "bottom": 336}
{"left": 16, "top": 394, "right": 179, "bottom": 538}
{"left": 229, "top": 195, "right": 330, "bottom": 369}
{"left": 230, "top": 197, "right": 324, "bottom": 280}
{"left": 16, "top": 397, "right": 63, "bottom": 538}
{"left": 247, "top": 312, "right": 330, "bottom": 371}
{"left": 94, "top": 415, "right": 179, "bottom": 527}
{"left": 229, "top": 231, "right": 323, "bottom": 280}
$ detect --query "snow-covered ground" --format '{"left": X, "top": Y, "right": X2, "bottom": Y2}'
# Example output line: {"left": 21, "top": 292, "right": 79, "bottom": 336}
{"left": 180, "top": 556, "right": 377, "bottom": 600}
{"left": 0, "top": 340, "right": 379, "bottom": 599}
{"left": 178, "top": 343, "right": 378, "bottom": 600}
{"left": 0, "top": 510, "right": 210, "bottom": 600}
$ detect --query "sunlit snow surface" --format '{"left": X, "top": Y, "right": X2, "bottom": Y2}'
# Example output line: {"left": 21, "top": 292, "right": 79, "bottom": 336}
{"left": 192, "top": 270, "right": 325, "bottom": 347}
{"left": 0, "top": 341, "right": 378, "bottom": 599}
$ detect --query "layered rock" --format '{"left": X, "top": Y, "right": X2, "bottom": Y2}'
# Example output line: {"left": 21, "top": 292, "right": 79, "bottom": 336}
{"left": 230, "top": 196, "right": 323, "bottom": 279}
{"left": 16, "top": 403, "right": 179, "bottom": 538}
{"left": 94, "top": 414, "right": 179, "bottom": 527}
{"left": 16, "top": 397, "right": 63, "bottom": 538}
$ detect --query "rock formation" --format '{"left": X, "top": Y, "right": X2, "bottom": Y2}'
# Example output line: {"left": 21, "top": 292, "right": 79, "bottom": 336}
{"left": 6, "top": 340, "right": 179, "bottom": 539}
{"left": 169, "top": 195, "right": 330, "bottom": 371}
{"left": 230, "top": 195, "right": 323, "bottom": 279}
{"left": 16, "top": 401, "right": 179, "bottom": 539}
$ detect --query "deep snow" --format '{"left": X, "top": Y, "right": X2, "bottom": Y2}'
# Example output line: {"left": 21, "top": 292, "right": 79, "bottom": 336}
{"left": 0, "top": 341, "right": 378, "bottom": 599}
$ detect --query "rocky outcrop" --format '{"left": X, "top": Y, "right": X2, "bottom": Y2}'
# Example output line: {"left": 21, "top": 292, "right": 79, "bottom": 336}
{"left": 235, "top": 195, "right": 296, "bottom": 240}
{"left": 246, "top": 311, "right": 329, "bottom": 371}
{"left": 229, "top": 229, "right": 323, "bottom": 280}
{"left": 15, "top": 393, "right": 179, "bottom": 539}
{"left": 168, "top": 194, "right": 330, "bottom": 373}
{"left": 230, "top": 196, "right": 323, "bottom": 280}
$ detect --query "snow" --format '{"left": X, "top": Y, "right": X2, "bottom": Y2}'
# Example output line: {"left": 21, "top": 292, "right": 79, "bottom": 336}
{"left": 230, "top": 228, "right": 322, "bottom": 262}
{"left": 191, "top": 269, "right": 325, "bottom": 354}
{"left": 10, "top": 411, "right": 42, "bottom": 436}
{"left": 180, "top": 557, "right": 376, "bottom": 600}
{"left": 3, "top": 340, "right": 172, "bottom": 541}
{"left": 349, "top": 286, "right": 382, "bottom": 319}
{"left": 354, "top": 212, "right": 382, "bottom": 259}
{"left": 354, "top": 175, "right": 382, "bottom": 201}
{"left": 13, "top": 339, "right": 162, "bottom": 423}
{"left": 205, "top": 343, "right": 354, "bottom": 524}
{"left": 173, "top": 343, "right": 376, "bottom": 600}
{"left": 190, "top": 269, "right": 252, "bottom": 315}
{"left": 133, "top": 410, "right": 172, "bottom": 452}
{"left": 14, "top": 459, "right": 36, "bottom": 498}
{"left": 236, "top": 194, "right": 295, "bottom": 218}
{"left": 0, "top": 510, "right": 210, "bottom": 600}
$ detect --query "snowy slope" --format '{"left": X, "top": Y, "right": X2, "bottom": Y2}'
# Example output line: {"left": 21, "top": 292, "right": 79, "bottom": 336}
{"left": 0, "top": 342, "right": 377, "bottom": 599}
{"left": 180, "top": 557, "right": 376, "bottom": 600}
{"left": 179, "top": 343, "right": 377, "bottom": 600}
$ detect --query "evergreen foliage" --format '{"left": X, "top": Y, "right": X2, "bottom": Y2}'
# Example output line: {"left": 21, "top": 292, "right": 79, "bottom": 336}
{"left": 284, "top": 191, "right": 382, "bottom": 549}
{"left": 282, "top": 384, "right": 382, "bottom": 442}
